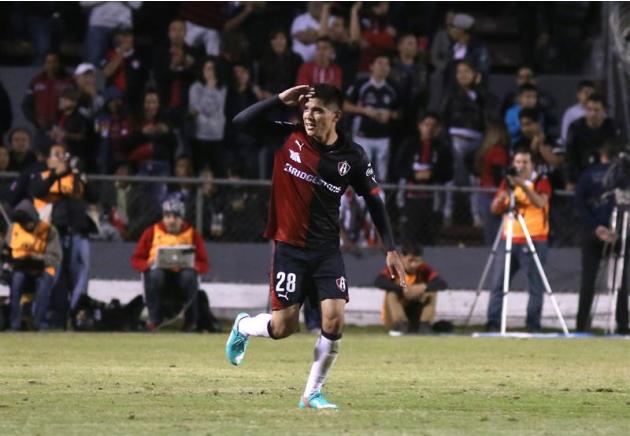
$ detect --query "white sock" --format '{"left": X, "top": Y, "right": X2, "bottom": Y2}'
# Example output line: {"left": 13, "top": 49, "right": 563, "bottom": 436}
{"left": 303, "top": 334, "right": 340, "bottom": 398}
{"left": 237, "top": 313, "right": 272, "bottom": 337}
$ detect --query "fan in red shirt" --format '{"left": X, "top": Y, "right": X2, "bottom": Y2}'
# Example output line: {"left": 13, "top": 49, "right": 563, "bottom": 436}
{"left": 296, "top": 37, "right": 343, "bottom": 89}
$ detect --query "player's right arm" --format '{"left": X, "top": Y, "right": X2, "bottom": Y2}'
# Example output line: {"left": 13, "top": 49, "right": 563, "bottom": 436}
{"left": 232, "top": 85, "right": 313, "bottom": 136}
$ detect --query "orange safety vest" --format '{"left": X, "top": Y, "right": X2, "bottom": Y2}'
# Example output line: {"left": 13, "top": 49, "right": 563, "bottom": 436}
{"left": 9, "top": 221, "right": 56, "bottom": 276}
{"left": 33, "top": 170, "right": 84, "bottom": 212}
{"left": 501, "top": 180, "right": 549, "bottom": 241}
{"left": 147, "top": 224, "right": 195, "bottom": 266}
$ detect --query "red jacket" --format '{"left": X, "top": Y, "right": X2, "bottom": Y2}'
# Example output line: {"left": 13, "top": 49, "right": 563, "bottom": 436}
{"left": 24, "top": 72, "right": 72, "bottom": 128}
{"left": 131, "top": 221, "right": 209, "bottom": 274}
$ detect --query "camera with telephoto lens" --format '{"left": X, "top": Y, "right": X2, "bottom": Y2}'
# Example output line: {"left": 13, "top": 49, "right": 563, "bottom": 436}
{"left": 504, "top": 166, "right": 518, "bottom": 177}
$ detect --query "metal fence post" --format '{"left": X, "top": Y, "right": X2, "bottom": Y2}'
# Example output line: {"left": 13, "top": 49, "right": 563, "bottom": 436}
{"left": 196, "top": 185, "right": 204, "bottom": 232}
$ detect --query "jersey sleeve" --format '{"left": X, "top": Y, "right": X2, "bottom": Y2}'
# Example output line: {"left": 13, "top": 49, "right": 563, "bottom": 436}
{"left": 349, "top": 149, "right": 379, "bottom": 197}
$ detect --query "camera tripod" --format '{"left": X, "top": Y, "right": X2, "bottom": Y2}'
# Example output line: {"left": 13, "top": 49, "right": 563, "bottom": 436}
{"left": 465, "top": 189, "right": 570, "bottom": 336}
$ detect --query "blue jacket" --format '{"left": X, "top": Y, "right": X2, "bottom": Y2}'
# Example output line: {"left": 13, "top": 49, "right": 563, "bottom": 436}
{"left": 574, "top": 163, "right": 614, "bottom": 231}
{"left": 505, "top": 104, "right": 545, "bottom": 145}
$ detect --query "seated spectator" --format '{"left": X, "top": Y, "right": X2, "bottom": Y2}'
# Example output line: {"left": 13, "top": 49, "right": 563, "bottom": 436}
{"left": 357, "top": 2, "right": 397, "bottom": 72}
{"left": 295, "top": 37, "right": 342, "bottom": 89}
{"left": 188, "top": 57, "right": 228, "bottom": 174}
{"left": 21, "top": 51, "right": 73, "bottom": 152}
{"left": 74, "top": 63, "right": 104, "bottom": 121}
{"left": 131, "top": 197, "right": 209, "bottom": 331}
{"left": 94, "top": 86, "right": 132, "bottom": 174}
{"left": 339, "top": 187, "right": 377, "bottom": 251}
{"left": 560, "top": 79, "right": 595, "bottom": 146}
{"left": 396, "top": 113, "right": 452, "bottom": 245}
{"left": 128, "top": 89, "right": 177, "bottom": 179}
{"left": 514, "top": 108, "right": 565, "bottom": 189}
{"left": 225, "top": 63, "right": 264, "bottom": 178}
{"left": 374, "top": 242, "right": 447, "bottom": 335}
{"left": 344, "top": 54, "right": 399, "bottom": 181}
{"left": 291, "top": 1, "right": 326, "bottom": 62}
{"left": 4, "top": 199, "right": 61, "bottom": 331}
{"left": 101, "top": 28, "right": 148, "bottom": 111}
{"left": 505, "top": 84, "right": 543, "bottom": 145}
{"left": 388, "top": 32, "right": 429, "bottom": 135}
{"left": 49, "top": 88, "right": 96, "bottom": 171}
{"left": 153, "top": 19, "right": 198, "bottom": 129}
{"left": 258, "top": 29, "right": 303, "bottom": 96}
{"left": 443, "top": 13, "right": 491, "bottom": 90}
{"left": 81, "top": 1, "right": 142, "bottom": 66}
{"left": 7, "top": 128, "right": 37, "bottom": 173}
{"left": 565, "top": 94, "right": 619, "bottom": 189}
{"left": 168, "top": 155, "right": 197, "bottom": 223}
{"left": 319, "top": 2, "right": 361, "bottom": 91}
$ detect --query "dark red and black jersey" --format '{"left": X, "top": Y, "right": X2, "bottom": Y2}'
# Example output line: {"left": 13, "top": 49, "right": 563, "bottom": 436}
{"left": 265, "top": 126, "right": 379, "bottom": 250}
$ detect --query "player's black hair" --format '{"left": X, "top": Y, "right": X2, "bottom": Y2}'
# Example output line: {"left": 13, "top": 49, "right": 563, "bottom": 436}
{"left": 401, "top": 242, "right": 423, "bottom": 257}
{"left": 312, "top": 84, "right": 343, "bottom": 110}
{"left": 577, "top": 79, "right": 595, "bottom": 91}
{"left": 587, "top": 93, "right": 606, "bottom": 106}
{"left": 517, "top": 83, "right": 538, "bottom": 95}
{"left": 518, "top": 108, "right": 541, "bottom": 122}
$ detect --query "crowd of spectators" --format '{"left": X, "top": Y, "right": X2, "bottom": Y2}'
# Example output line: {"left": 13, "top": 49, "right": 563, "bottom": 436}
{"left": 0, "top": 2, "right": 623, "bottom": 248}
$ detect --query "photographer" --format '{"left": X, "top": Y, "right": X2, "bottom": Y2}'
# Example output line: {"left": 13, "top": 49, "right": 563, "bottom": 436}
{"left": 575, "top": 144, "right": 628, "bottom": 334}
{"left": 3, "top": 200, "right": 61, "bottom": 331}
{"left": 31, "top": 144, "right": 96, "bottom": 329}
{"left": 486, "top": 147, "right": 552, "bottom": 332}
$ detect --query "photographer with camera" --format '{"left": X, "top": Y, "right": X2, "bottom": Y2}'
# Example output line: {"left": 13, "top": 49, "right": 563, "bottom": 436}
{"left": 486, "top": 147, "right": 552, "bottom": 332}
{"left": 3, "top": 200, "right": 61, "bottom": 331}
{"left": 31, "top": 143, "right": 97, "bottom": 329}
{"left": 575, "top": 143, "right": 628, "bottom": 334}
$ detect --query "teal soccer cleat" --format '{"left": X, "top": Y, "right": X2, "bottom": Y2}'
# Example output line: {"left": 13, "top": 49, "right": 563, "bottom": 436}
{"left": 298, "top": 392, "right": 338, "bottom": 410}
{"left": 225, "top": 312, "right": 250, "bottom": 366}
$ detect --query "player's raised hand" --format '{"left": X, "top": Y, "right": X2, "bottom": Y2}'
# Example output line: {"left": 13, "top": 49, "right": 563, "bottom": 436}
{"left": 279, "top": 85, "right": 314, "bottom": 107}
{"left": 386, "top": 250, "right": 407, "bottom": 289}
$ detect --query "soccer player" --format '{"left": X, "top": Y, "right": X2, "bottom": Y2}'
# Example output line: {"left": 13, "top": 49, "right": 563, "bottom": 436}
{"left": 225, "top": 84, "right": 407, "bottom": 410}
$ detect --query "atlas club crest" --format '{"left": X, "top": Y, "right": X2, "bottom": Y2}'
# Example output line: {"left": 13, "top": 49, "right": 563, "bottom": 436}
{"left": 338, "top": 161, "right": 351, "bottom": 176}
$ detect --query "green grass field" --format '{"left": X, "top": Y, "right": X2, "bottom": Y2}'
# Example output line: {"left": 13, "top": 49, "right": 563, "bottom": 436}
{"left": 1, "top": 332, "right": 629, "bottom": 435}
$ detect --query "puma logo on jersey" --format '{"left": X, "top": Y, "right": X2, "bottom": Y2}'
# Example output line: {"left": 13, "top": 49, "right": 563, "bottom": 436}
{"left": 294, "top": 140, "right": 305, "bottom": 151}
{"left": 289, "top": 149, "right": 301, "bottom": 163}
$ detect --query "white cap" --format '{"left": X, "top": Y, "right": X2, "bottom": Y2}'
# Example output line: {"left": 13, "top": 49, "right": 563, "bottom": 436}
{"left": 452, "top": 14, "right": 475, "bottom": 31}
{"left": 74, "top": 63, "right": 95, "bottom": 76}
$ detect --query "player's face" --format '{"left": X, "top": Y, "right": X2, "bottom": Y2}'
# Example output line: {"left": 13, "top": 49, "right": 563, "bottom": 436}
{"left": 163, "top": 213, "right": 183, "bottom": 233}
{"left": 302, "top": 98, "right": 341, "bottom": 140}
{"left": 513, "top": 153, "right": 533, "bottom": 178}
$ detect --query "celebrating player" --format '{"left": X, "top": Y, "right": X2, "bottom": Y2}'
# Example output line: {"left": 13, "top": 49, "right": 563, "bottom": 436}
{"left": 225, "top": 84, "right": 406, "bottom": 410}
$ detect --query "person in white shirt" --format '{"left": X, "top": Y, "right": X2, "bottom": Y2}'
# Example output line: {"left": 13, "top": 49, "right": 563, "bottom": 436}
{"left": 560, "top": 79, "right": 595, "bottom": 145}
{"left": 291, "top": 2, "right": 325, "bottom": 62}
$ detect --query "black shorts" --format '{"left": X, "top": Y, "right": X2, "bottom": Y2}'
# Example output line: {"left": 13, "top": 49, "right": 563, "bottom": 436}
{"left": 269, "top": 241, "right": 349, "bottom": 311}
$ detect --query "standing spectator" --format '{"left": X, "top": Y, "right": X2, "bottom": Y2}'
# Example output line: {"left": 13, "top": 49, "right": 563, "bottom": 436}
{"left": 11, "top": 2, "right": 63, "bottom": 65}
{"left": 153, "top": 19, "right": 198, "bottom": 129}
{"left": 101, "top": 28, "right": 148, "bottom": 112}
{"left": 344, "top": 54, "right": 399, "bottom": 181}
{"left": 319, "top": 2, "right": 361, "bottom": 91}
{"left": 22, "top": 51, "right": 73, "bottom": 152}
{"left": 4, "top": 199, "right": 61, "bottom": 331}
{"left": 179, "top": 1, "right": 255, "bottom": 56}
{"left": 81, "top": 1, "right": 142, "bottom": 66}
{"left": 49, "top": 88, "right": 95, "bottom": 171}
{"left": 291, "top": 1, "right": 325, "bottom": 62}
{"left": 225, "top": 63, "right": 264, "bottom": 178}
{"left": 94, "top": 86, "right": 132, "bottom": 173}
{"left": 128, "top": 89, "right": 177, "bottom": 180}
{"left": 474, "top": 121, "right": 510, "bottom": 244}
{"left": 565, "top": 94, "right": 619, "bottom": 190}
{"left": 574, "top": 143, "right": 627, "bottom": 333}
{"left": 131, "top": 197, "right": 209, "bottom": 331}
{"left": 505, "top": 84, "right": 544, "bottom": 145}
{"left": 396, "top": 113, "right": 452, "bottom": 245}
{"left": 295, "top": 37, "right": 342, "bottom": 89}
{"left": 429, "top": 10, "right": 455, "bottom": 77}
{"left": 188, "top": 57, "right": 228, "bottom": 175}
{"left": 357, "top": 1, "right": 397, "bottom": 72}
{"left": 444, "top": 13, "right": 491, "bottom": 90}
{"left": 388, "top": 32, "right": 429, "bottom": 135}
{"left": 440, "top": 60, "right": 486, "bottom": 226}
{"left": 258, "top": 30, "right": 303, "bottom": 96}
{"left": 7, "top": 128, "right": 37, "bottom": 173}
{"left": 560, "top": 79, "right": 595, "bottom": 146}
{"left": 73, "top": 63, "right": 104, "bottom": 121}
{"left": 0, "top": 147, "right": 10, "bottom": 174}
{"left": 487, "top": 147, "right": 552, "bottom": 332}
{"left": 0, "top": 80, "right": 13, "bottom": 139}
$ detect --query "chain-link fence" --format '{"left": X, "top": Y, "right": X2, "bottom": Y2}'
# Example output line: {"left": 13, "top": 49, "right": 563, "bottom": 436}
{"left": 0, "top": 173, "right": 584, "bottom": 247}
